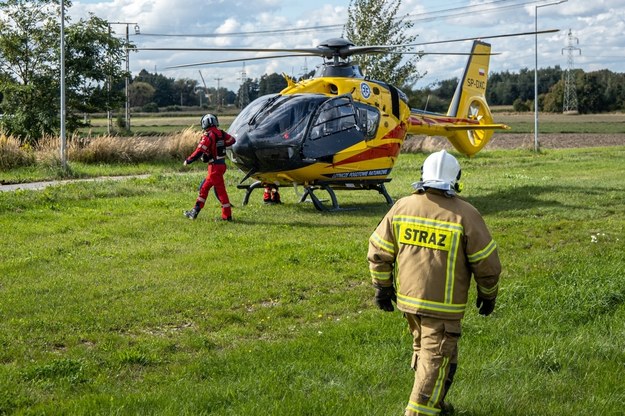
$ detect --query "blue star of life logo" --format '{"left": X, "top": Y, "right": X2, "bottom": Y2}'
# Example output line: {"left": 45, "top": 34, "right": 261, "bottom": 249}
{"left": 360, "top": 82, "right": 371, "bottom": 99}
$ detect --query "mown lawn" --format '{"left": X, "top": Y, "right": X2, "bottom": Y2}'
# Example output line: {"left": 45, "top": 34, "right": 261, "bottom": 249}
{"left": 1, "top": 147, "right": 624, "bottom": 415}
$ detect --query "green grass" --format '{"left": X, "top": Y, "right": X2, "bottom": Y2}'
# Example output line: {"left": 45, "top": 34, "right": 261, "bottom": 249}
{"left": 1, "top": 147, "right": 625, "bottom": 415}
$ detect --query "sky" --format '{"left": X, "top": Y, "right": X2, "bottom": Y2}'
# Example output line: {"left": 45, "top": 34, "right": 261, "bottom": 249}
{"left": 69, "top": 0, "right": 625, "bottom": 94}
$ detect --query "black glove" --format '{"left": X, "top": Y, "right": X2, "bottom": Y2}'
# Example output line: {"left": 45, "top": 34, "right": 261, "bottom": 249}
{"left": 201, "top": 153, "right": 211, "bottom": 163}
{"left": 374, "top": 286, "right": 397, "bottom": 312}
{"left": 476, "top": 296, "right": 496, "bottom": 316}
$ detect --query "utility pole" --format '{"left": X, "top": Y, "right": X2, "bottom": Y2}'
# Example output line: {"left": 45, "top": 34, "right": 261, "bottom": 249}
{"left": 107, "top": 22, "right": 139, "bottom": 131}
{"left": 534, "top": 0, "right": 567, "bottom": 152}
{"left": 214, "top": 77, "right": 223, "bottom": 109}
{"left": 60, "top": 1, "right": 66, "bottom": 169}
{"left": 238, "top": 63, "right": 249, "bottom": 108}
{"left": 562, "top": 29, "right": 581, "bottom": 115}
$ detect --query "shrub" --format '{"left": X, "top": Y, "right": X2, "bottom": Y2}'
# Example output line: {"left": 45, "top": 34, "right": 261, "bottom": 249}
{"left": 0, "top": 134, "right": 36, "bottom": 170}
{"left": 513, "top": 98, "right": 531, "bottom": 112}
{"left": 142, "top": 102, "right": 159, "bottom": 113}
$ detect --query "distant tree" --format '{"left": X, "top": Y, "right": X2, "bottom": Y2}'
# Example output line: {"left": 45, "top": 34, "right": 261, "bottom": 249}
{"left": 134, "top": 69, "right": 176, "bottom": 107}
{"left": 433, "top": 79, "right": 458, "bottom": 101}
{"left": 344, "top": 0, "right": 421, "bottom": 88}
{"left": 577, "top": 71, "right": 607, "bottom": 114}
{"left": 426, "top": 66, "right": 625, "bottom": 113}
{"left": 173, "top": 78, "right": 199, "bottom": 107}
{"left": 128, "top": 81, "right": 155, "bottom": 107}
{"left": 298, "top": 70, "right": 316, "bottom": 81}
{"left": 512, "top": 98, "right": 531, "bottom": 112}
{"left": 258, "top": 73, "right": 287, "bottom": 96}
{"left": 542, "top": 79, "right": 564, "bottom": 113}
{"left": 0, "top": 0, "right": 127, "bottom": 143}
{"left": 222, "top": 89, "right": 236, "bottom": 106}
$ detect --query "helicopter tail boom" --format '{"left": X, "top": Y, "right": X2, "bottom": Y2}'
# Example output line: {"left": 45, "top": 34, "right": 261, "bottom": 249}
{"left": 407, "top": 40, "right": 509, "bottom": 156}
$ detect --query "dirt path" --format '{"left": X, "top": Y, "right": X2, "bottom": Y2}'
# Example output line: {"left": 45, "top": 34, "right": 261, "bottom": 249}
{"left": 402, "top": 133, "right": 625, "bottom": 152}
{"left": 0, "top": 174, "right": 152, "bottom": 192}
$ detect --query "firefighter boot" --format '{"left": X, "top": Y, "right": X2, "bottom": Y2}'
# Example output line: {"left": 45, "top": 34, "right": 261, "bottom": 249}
{"left": 263, "top": 186, "right": 272, "bottom": 204}
{"left": 440, "top": 402, "right": 455, "bottom": 415}
{"left": 183, "top": 207, "right": 199, "bottom": 219}
{"left": 271, "top": 188, "right": 281, "bottom": 204}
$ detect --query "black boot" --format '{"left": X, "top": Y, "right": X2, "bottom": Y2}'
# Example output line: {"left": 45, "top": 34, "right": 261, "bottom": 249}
{"left": 183, "top": 207, "right": 199, "bottom": 219}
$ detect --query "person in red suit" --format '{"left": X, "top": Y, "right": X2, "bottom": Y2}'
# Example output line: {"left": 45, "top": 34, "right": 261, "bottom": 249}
{"left": 183, "top": 113, "right": 236, "bottom": 221}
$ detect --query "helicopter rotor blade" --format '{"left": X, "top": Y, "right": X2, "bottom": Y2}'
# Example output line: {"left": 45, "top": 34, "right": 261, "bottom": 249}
{"left": 389, "top": 52, "right": 501, "bottom": 56}
{"left": 399, "top": 29, "right": 559, "bottom": 48}
{"left": 135, "top": 46, "right": 324, "bottom": 54}
{"left": 137, "top": 29, "right": 558, "bottom": 68}
{"left": 135, "top": 29, "right": 559, "bottom": 55}
{"left": 165, "top": 51, "right": 501, "bottom": 68}
{"left": 165, "top": 53, "right": 318, "bottom": 69}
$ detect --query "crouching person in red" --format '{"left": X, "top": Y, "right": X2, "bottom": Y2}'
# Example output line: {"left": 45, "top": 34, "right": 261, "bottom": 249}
{"left": 183, "top": 113, "right": 236, "bottom": 221}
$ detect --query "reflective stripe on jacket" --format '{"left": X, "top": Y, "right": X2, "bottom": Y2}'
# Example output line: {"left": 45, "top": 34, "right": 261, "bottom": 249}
{"left": 368, "top": 189, "right": 501, "bottom": 320}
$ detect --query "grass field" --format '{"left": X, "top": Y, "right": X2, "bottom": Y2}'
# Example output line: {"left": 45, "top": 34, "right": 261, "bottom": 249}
{"left": 1, "top": 145, "right": 625, "bottom": 415}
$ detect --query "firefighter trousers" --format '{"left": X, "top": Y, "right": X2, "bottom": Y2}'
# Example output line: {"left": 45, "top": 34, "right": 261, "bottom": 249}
{"left": 404, "top": 314, "right": 461, "bottom": 416}
{"left": 196, "top": 163, "right": 232, "bottom": 220}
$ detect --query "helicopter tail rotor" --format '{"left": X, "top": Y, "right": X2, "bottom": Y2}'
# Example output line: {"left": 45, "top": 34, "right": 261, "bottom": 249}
{"left": 444, "top": 40, "right": 505, "bottom": 156}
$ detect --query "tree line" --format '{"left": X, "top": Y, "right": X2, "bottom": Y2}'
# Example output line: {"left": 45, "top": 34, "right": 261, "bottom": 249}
{"left": 129, "top": 65, "right": 625, "bottom": 116}
{"left": 2, "top": 0, "right": 623, "bottom": 146}
{"left": 129, "top": 70, "right": 298, "bottom": 112}
{"left": 405, "top": 66, "right": 625, "bottom": 114}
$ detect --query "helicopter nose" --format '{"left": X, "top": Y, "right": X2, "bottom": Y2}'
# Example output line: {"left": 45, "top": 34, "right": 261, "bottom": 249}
{"left": 231, "top": 133, "right": 258, "bottom": 169}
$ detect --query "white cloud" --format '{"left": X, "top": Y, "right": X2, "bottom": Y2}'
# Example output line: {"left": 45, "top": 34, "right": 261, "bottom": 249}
{"left": 70, "top": 0, "right": 625, "bottom": 92}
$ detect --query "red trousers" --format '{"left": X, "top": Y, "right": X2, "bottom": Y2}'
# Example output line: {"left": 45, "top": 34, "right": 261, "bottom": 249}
{"left": 196, "top": 163, "right": 232, "bottom": 219}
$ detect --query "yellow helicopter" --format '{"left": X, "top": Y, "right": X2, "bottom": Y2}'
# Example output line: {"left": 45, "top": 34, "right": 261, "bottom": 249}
{"left": 141, "top": 32, "right": 553, "bottom": 210}
{"left": 229, "top": 38, "right": 504, "bottom": 210}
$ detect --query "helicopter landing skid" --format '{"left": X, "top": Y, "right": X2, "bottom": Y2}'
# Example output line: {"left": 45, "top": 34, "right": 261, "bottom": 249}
{"left": 237, "top": 180, "right": 394, "bottom": 212}
{"left": 298, "top": 185, "right": 339, "bottom": 211}
{"left": 237, "top": 180, "right": 265, "bottom": 206}
{"left": 300, "top": 181, "right": 394, "bottom": 211}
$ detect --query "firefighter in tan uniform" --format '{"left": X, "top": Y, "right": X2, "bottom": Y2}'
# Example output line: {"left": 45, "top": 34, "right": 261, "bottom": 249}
{"left": 368, "top": 150, "right": 501, "bottom": 416}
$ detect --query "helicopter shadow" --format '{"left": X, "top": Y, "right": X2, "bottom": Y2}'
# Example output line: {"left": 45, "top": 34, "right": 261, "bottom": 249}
{"left": 465, "top": 184, "right": 608, "bottom": 216}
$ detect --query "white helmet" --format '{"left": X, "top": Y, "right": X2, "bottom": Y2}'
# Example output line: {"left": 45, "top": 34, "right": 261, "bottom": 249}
{"left": 412, "top": 150, "right": 462, "bottom": 195}
{"left": 201, "top": 113, "right": 219, "bottom": 129}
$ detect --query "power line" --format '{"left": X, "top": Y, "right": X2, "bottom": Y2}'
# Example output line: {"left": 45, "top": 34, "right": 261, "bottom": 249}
{"left": 135, "top": 0, "right": 546, "bottom": 41}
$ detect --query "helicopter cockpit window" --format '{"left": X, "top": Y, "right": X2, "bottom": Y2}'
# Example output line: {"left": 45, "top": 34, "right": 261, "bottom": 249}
{"left": 355, "top": 104, "right": 380, "bottom": 140}
{"left": 310, "top": 96, "right": 358, "bottom": 140}
{"left": 228, "top": 94, "right": 278, "bottom": 136}
{"left": 253, "top": 95, "right": 325, "bottom": 139}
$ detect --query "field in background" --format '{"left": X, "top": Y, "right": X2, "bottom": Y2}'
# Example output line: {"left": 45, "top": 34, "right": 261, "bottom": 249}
{"left": 82, "top": 113, "right": 238, "bottom": 136}
{"left": 1, "top": 147, "right": 624, "bottom": 414}
{"left": 79, "top": 111, "right": 625, "bottom": 136}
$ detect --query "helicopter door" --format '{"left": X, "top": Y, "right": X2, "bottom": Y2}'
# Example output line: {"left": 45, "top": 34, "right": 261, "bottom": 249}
{"left": 302, "top": 95, "right": 365, "bottom": 162}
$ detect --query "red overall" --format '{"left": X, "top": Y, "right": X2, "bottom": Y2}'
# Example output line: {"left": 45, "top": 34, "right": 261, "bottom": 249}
{"left": 185, "top": 127, "right": 236, "bottom": 220}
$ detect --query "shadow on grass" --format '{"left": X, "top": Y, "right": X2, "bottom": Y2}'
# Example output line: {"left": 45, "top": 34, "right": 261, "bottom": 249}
{"left": 465, "top": 184, "right": 613, "bottom": 216}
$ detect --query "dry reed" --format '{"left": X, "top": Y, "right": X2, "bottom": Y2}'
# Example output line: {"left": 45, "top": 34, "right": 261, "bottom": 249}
{"left": 0, "top": 128, "right": 200, "bottom": 170}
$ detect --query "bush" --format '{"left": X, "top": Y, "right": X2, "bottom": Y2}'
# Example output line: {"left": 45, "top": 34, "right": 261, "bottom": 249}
{"left": 0, "top": 134, "right": 36, "bottom": 171}
{"left": 142, "top": 102, "right": 159, "bottom": 113}
{"left": 513, "top": 98, "right": 531, "bottom": 112}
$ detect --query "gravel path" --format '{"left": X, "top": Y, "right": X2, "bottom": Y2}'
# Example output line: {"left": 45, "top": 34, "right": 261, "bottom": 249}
{"left": 402, "top": 133, "right": 625, "bottom": 152}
